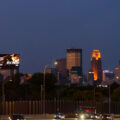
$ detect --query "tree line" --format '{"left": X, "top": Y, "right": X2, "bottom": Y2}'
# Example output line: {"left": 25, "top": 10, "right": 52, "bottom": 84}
{"left": 0, "top": 73, "right": 120, "bottom": 102}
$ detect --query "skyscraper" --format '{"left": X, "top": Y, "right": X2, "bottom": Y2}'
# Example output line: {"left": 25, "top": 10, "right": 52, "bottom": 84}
{"left": 103, "top": 70, "right": 114, "bottom": 81}
{"left": 55, "top": 58, "right": 67, "bottom": 83}
{"left": 66, "top": 48, "right": 82, "bottom": 84}
{"left": 114, "top": 61, "right": 120, "bottom": 80}
{"left": 90, "top": 50, "right": 102, "bottom": 84}
{"left": 88, "top": 68, "right": 94, "bottom": 85}
{"left": 66, "top": 48, "right": 82, "bottom": 71}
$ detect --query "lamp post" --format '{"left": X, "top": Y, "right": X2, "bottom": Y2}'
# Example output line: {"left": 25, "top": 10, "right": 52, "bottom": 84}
{"left": 54, "top": 61, "right": 60, "bottom": 112}
{"left": 54, "top": 61, "right": 60, "bottom": 82}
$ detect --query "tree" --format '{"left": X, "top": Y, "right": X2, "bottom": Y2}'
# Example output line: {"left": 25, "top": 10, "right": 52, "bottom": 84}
{"left": 111, "top": 87, "right": 120, "bottom": 101}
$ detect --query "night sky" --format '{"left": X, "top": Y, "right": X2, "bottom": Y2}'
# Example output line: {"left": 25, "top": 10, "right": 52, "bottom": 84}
{"left": 0, "top": 0, "right": 120, "bottom": 75}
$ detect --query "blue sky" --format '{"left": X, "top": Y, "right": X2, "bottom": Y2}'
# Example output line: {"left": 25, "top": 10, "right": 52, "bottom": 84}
{"left": 0, "top": 0, "right": 120, "bottom": 75}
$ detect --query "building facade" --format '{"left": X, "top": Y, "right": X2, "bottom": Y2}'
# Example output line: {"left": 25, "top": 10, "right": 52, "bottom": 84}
{"left": 55, "top": 58, "right": 67, "bottom": 83}
{"left": 103, "top": 70, "right": 114, "bottom": 82}
{"left": 66, "top": 48, "right": 83, "bottom": 84}
{"left": 88, "top": 68, "right": 94, "bottom": 85}
{"left": 114, "top": 64, "right": 120, "bottom": 80}
{"left": 90, "top": 50, "right": 103, "bottom": 85}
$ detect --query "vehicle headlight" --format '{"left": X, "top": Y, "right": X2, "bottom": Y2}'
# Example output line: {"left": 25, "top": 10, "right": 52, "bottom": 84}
{"left": 75, "top": 113, "right": 78, "bottom": 116}
{"left": 8, "top": 117, "right": 11, "bottom": 120}
{"left": 80, "top": 115, "right": 85, "bottom": 119}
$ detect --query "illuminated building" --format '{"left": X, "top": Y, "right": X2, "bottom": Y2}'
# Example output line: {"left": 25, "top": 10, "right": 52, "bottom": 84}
{"left": 114, "top": 61, "right": 120, "bottom": 80}
{"left": 55, "top": 58, "right": 67, "bottom": 83}
{"left": 67, "top": 48, "right": 82, "bottom": 71}
{"left": 0, "top": 54, "right": 20, "bottom": 80}
{"left": 103, "top": 70, "right": 114, "bottom": 81}
{"left": 70, "top": 66, "right": 83, "bottom": 84}
{"left": 66, "top": 48, "right": 82, "bottom": 84}
{"left": 88, "top": 68, "right": 94, "bottom": 85}
{"left": 20, "top": 74, "right": 32, "bottom": 84}
{"left": 90, "top": 50, "right": 102, "bottom": 84}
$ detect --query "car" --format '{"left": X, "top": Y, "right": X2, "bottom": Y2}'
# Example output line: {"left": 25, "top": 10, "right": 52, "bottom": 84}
{"left": 54, "top": 113, "right": 65, "bottom": 119}
{"left": 8, "top": 114, "right": 25, "bottom": 120}
{"left": 75, "top": 106, "right": 96, "bottom": 118}
{"left": 102, "top": 114, "right": 114, "bottom": 120}
{"left": 78, "top": 113, "right": 90, "bottom": 119}
{"left": 90, "top": 113, "right": 101, "bottom": 119}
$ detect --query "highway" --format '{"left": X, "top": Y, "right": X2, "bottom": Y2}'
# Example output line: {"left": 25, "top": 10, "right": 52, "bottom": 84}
{"left": 0, "top": 114, "right": 120, "bottom": 120}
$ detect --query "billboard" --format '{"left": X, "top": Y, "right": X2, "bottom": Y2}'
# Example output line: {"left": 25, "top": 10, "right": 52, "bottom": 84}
{"left": 0, "top": 54, "right": 20, "bottom": 69}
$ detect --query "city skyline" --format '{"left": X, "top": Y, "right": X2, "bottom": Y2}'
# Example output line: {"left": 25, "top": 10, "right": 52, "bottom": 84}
{"left": 0, "top": 0, "right": 120, "bottom": 74}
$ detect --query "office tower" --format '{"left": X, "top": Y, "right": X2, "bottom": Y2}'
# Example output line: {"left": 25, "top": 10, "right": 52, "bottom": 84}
{"left": 66, "top": 48, "right": 82, "bottom": 84}
{"left": 114, "top": 61, "right": 120, "bottom": 80}
{"left": 66, "top": 48, "right": 82, "bottom": 71}
{"left": 103, "top": 70, "right": 114, "bottom": 81}
{"left": 88, "top": 68, "right": 94, "bottom": 85}
{"left": 90, "top": 50, "right": 102, "bottom": 84}
{"left": 55, "top": 58, "right": 67, "bottom": 83}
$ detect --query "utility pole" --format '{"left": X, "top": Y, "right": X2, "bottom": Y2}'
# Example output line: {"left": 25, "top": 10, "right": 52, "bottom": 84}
{"left": 0, "top": 74, "right": 4, "bottom": 115}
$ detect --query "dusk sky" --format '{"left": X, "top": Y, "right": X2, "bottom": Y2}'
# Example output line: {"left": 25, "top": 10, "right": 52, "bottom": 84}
{"left": 0, "top": 0, "right": 120, "bottom": 75}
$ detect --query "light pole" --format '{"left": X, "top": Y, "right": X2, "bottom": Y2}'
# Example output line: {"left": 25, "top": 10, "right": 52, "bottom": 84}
{"left": 54, "top": 61, "right": 60, "bottom": 83}
{"left": 54, "top": 61, "right": 60, "bottom": 112}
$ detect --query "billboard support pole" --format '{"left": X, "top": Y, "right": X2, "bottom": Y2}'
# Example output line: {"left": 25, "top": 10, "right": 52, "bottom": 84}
{"left": 1, "top": 75, "right": 5, "bottom": 115}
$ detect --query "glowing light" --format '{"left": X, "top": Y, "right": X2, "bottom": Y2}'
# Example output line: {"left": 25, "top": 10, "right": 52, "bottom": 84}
{"left": 80, "top": 115, "right": 85, "bottom": 119}
{"left": 91, "top": 50, "right": 101, "bottom": 60}
{"left": 116, "top": 76, "right": 119, "bottom": 79}
{"left": 91, "top": 50, "right": 102, "bottom": 81}
{"left": 89, "top": 72, "right": 94, "bottom": 74}
{"left": 54, "top": 61, "right": 58, "bottom": 65}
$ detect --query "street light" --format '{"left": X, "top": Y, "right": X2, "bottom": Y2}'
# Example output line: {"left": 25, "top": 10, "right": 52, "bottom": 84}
{"left": 54, "top": 61, "right": 60, "bottom": 82}
{"left": 54, "top": 61, "right": 60, "bottom": 112}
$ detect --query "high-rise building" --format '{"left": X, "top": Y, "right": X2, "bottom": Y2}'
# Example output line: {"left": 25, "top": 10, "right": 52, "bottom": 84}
{"left": 114, "top": 61, "right": 120, "bottom": 80}
{"left": 55, "top": 58, "right": 66, "bottom": 75}
{"left": 66, "top": 48, "right": 82, "bottom": 84}
{"left": 90, "top": 50, "right": 102, "bottom": 84}
{"left": 66, "top": 48, "right": 82, "bottom": 71}
{"left": 103, "top": 70, "right": 114, "bottom": 81}
{"left": 88, "top": 68, "right": 94, "bottom": 85}
{"left": 55, "top": 58, "right": 67, "bottom": 83}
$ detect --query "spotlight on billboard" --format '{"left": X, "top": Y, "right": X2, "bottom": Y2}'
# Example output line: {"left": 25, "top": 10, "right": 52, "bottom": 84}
{"left": 0, "top": 54, "right": 20, "bottom": 69}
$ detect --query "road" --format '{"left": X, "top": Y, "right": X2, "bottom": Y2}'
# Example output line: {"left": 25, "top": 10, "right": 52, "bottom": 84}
{"left": 0, "top": 115, "right": 120, "bottom": 120}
